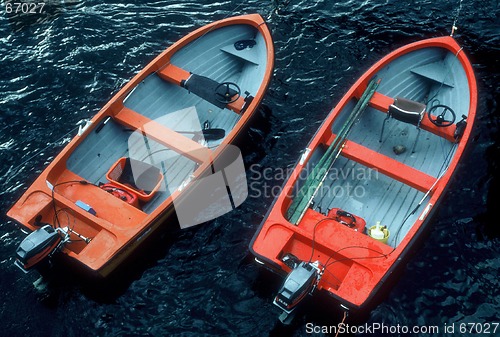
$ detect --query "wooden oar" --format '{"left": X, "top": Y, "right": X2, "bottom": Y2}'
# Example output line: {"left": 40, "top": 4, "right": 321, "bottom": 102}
{"left": 287, "top": 79, "right": 380, "bottom": 225}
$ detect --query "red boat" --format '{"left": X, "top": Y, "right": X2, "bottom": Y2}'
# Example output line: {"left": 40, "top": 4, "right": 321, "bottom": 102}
{"left": 250, "top": 36, "right": 477, "bottom": 317}
{"left": 8, "top": 14, "right": 274, "bottom": 277}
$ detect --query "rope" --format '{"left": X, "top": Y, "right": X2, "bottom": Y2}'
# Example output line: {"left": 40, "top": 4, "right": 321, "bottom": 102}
{"left": 450, "top": 0, "right": 463, "bottom": 36}
{"left": 335, "top": 310, "right": 348, "bottom": 337}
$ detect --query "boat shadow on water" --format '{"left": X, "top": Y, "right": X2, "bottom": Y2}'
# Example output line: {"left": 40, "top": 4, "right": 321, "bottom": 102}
{"left": 32, "top": 219, "right": 185, "bottom": 304}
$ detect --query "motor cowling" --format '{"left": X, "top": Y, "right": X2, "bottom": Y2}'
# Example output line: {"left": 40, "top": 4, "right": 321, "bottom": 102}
{"left": 274, "top": 261, "right": 320, "bottom": 313}
{"left": 15, "top": 224, "right": 62, "bottom": 272}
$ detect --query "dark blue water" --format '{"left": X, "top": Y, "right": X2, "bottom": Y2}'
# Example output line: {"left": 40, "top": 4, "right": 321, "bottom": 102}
{"left": 1, "top": 1, "right": 499, "bottom": 336}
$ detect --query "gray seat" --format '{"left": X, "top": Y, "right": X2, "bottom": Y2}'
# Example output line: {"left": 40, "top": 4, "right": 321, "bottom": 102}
{"left": 379, "top": 97, "right": 426, "bottom": 153}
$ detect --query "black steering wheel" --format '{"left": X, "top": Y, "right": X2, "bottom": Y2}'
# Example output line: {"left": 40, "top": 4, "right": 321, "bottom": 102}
{"left": 427, "top": 104, "right": 456, "bottom": 127}
{"left": 215, "top": 82, "right": 241, "bottom": 104}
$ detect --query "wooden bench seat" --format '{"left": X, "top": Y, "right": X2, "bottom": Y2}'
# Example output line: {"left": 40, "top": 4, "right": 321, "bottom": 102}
{"left": 114, "top": 106, "right": 212, "bottom": 163}
{"left": 322, "top": 134, "right": 436, "bottom": 192}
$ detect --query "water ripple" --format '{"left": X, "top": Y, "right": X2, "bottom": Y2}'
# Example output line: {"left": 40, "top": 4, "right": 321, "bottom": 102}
{"left": 0, "top": 0, "right": 499, "bottom": 336}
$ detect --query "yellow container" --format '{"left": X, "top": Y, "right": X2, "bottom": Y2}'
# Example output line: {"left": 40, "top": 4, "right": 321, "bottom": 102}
{"left": 368, "top": 223, "right": 390, "bottom": 244}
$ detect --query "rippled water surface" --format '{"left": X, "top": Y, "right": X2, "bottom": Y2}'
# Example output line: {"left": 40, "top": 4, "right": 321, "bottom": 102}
{"left": 1, "top": 1, "right": 499, "bottom": 336}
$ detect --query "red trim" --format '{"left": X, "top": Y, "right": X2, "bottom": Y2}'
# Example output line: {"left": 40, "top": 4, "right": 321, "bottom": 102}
{"left": 157, "top": 63, "right": 190, "bottom": 86}
{"left": 8, "top": 14, "right": 274, "bottom": 276}
{"left": 341, "top": 139, "right": 435, "bottom": 192}
{"left": 368, "top": 91, "right": 394, "bottom": 111}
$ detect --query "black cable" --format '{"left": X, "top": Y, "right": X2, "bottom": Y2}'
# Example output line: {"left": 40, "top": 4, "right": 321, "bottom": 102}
{"left": 325, "top": 245, "right": 389, "bottom": 269}
{"left": 303, "top": 137, "right": 458, "bottom": 283}
{"left": 308, "top": 217, "right": 337, "bottom": 263}
{"left": 306, "top": 215, "right": 389, "bottom": 272}
{"left": 321, "top": 263, "right": 343, "bottom": 285}
{"left": 53, "top": 207, "right": 74, "bottom": 229}
{"left": 390, "top": 139, "right": 457, "bottom": 249}
{"left": 51, "top": 180, "right": 90, "bottom": 228}
{"left": 53, "top": 208, "right": 86, "bottom": 242}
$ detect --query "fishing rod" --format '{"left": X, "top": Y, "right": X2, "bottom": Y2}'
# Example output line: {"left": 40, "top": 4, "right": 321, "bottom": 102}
{"left": 287, "top": 79, "right": 379, "bottom": 223}
{"left": 287, "top": 80, "right": 377, "bottom": 219}
{"left": 287, "top": 78, "right": 380, "bottom": 224}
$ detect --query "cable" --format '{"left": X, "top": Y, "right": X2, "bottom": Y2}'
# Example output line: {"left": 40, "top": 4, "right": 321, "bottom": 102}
{"left": 391, "top": 141, "right": 457, "bottom": 248}
{"left": 53, "top": 207, "right": 75, "bottom": 229}
{"left": 335, "top": 310, "right": 348, "bottom": 337}
{"left": 424, "top": 47, "right": 463, "bottom": 106}
{"left": 51, "top": 180, "right": 90, "bottom": 228}
{"left": 101, "top": 184, "right": 137, "bottom": 200}
{"left": 307, "top": 217, "right": 337, "bottom": 263}
{"left": 320, "top": 265, "right": 343, "bottom": 286}
{"left": 308, "top": 143, "right": 457, "bottom": 275}
{"left": 301, "top": 139, "right": 457, "bottom": 294}
{"left": 325, "top": 245, "right": 389, "bottom": 269}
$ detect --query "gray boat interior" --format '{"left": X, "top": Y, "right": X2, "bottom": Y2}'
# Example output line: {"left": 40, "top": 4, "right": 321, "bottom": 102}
{"left": 67, "top": 24, "right": 268, "bottom": 214}
{"left": 306, "top": 47, "right": 470, "bottom": 247}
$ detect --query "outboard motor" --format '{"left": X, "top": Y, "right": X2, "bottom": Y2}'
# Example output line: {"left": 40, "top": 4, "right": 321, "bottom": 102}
{"left": 15, "top": 225, "right": 63, "bottom": 272}
{"left": 274, "top": 261, "right": 321, "bottom": 314}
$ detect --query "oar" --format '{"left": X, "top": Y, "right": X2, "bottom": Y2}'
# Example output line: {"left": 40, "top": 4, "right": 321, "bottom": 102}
{"left": 287, "top": 79, "right": 381, "bottom": 224}
{"left": 176, "top": 128, "right": 226, "bottom": 141}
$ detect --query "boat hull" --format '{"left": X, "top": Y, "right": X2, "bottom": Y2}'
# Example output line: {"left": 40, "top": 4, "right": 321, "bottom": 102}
{"left": 8, "top": 14, "right": 274, "bottom": 277}
{"left": 250, "top": 36, "right": 477, "bottom": 311}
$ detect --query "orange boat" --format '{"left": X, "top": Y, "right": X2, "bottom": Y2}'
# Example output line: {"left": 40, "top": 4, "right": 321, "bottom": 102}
{"left": 9, "top": 14, "right": 274, "bottom": 277}
{"left": 250, "top": 36, "right": 477, "bottom": 318}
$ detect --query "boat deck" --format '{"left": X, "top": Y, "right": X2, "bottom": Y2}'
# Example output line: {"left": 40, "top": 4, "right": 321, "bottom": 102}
{"left": 64, "top": 23, "right": 271, "bottom": 216}
{"left": 66, "top": 72, "right": 243, "bottom": 215}
{"left": 307, "top": 47, "right": 469, "bottom": 247}
{"left": 311, "top": 96, "right": 457, "bottom": 247}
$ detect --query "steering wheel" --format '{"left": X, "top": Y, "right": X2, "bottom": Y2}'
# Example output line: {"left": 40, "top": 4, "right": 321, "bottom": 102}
{"left": 427, "top": 104, "right": 456, "bottom": 127}
{"left": 215, "top": 82, "right": 241, "bottom": 104}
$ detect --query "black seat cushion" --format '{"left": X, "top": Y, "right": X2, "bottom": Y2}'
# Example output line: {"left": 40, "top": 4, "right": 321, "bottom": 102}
{"left": 388, "top": 97, "right": 426, "bottom": 125}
